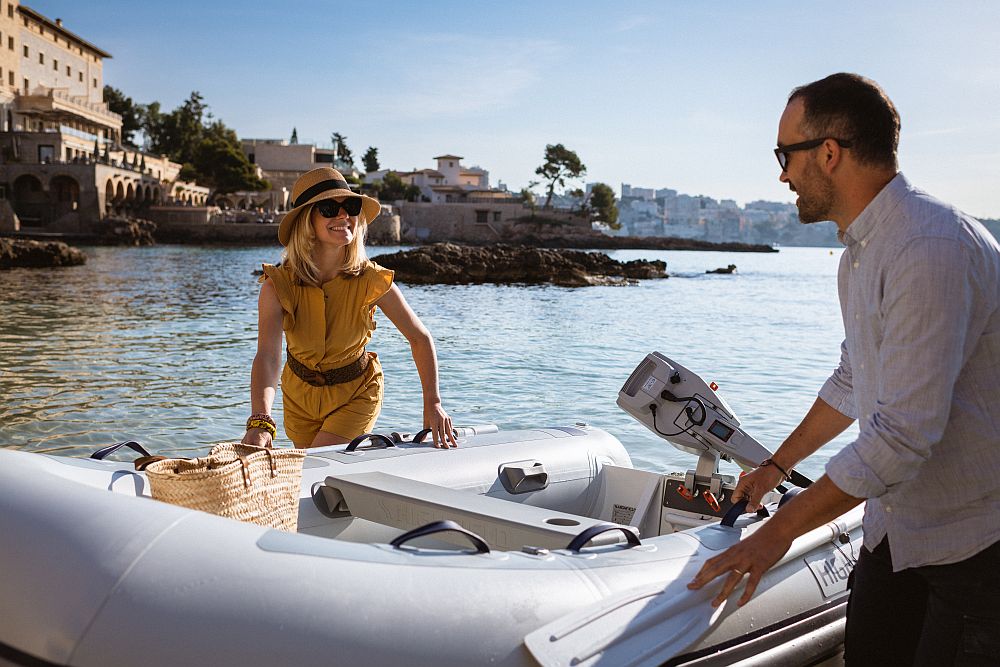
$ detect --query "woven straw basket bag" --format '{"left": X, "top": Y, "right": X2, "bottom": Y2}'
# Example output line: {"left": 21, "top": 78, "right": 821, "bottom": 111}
{"left": 145, "top": 443, "right": 306, "bottom": 532}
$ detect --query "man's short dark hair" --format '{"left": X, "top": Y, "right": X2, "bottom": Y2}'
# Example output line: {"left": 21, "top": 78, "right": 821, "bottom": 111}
{"left": 789, "top": 73, "right": 900, "bottom": 170}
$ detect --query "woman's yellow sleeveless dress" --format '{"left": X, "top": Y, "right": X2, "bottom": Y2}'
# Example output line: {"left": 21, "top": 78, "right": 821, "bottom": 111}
{"left": 261, "top": 261, "right": 394, "bottom": 446}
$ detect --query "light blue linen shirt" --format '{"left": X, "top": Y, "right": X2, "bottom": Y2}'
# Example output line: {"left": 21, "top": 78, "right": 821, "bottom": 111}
{"left": 821, "top": 173, "right": 1000, "bottom": 570}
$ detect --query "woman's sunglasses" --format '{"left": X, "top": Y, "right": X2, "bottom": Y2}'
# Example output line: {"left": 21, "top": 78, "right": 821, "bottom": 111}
{"left": 315, "top": 197, "right": 363, "bottom": 218}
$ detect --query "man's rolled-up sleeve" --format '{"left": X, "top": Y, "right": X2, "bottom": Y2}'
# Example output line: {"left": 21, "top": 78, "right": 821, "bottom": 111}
{"left": 819, "top": 339, "right": 857, "bottom": 419}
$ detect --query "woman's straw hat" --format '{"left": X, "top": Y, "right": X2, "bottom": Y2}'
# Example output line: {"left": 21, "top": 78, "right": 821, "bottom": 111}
{"left": 278, "top": 167, "right": 381, "bottom": 245}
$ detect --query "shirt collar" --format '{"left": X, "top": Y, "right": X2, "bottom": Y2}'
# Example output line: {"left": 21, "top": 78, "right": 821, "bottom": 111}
{"left": 840, "top": 172, "right": 909, "bottom": 247}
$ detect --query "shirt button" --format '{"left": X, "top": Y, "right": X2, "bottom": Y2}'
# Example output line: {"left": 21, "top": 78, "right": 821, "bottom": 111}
{"left": 854, "top": 313, "right": 860, "bottom": 320}
{"left": 861, "top": 240, "right": 867, "bottom": 247}
{"left": 885, "top": 505, "right": 892, "bottom": 513}
{"left": 859, "top": 362, "right": 865, "bottom": 370}
{"left": 853, "top": 261, "right": 860, "bottom": 268}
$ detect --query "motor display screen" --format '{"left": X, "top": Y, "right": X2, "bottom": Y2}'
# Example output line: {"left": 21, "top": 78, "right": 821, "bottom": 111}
{"left": 707, "top": 420, "right": 735, "bottom": 442}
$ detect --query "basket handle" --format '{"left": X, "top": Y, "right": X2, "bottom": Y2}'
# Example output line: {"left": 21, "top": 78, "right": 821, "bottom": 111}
{"left": 237, "top": 455, "right": 252, "bottom": 488}
{"left": 390, "top": 520, "right": 490, "bottom": 554}
{"left": 263, "top": 447, "right": 278, "bottom": 478}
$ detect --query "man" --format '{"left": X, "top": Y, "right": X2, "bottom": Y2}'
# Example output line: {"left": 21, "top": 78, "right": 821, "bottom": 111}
{"left": 688, "top": 73, "right": 1000, "bottom": 665}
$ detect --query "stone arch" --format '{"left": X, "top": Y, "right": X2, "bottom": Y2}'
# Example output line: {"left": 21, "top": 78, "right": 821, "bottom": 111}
{"left": 50, "top": 175, "right": 80, "bottom": 217}
{"left": 216, "top": 196, "right": 233, "bottom": 210}
{"left": 153, "top": 187, "right": 161, "bottom": 203}
{"left": 126, "top": 183, "right": 135, "bottom": 202}
{"left": 114, "top": 181, "right": 125, "bottom": 202}
{"left": 13, "top": 174, "right": 43, "bottom": 198}
{"left": 105, "top": 179, "right": 115, "bottom": 206}
{"left": 12, "top": 174, "right": 46, "bottom": 224}
{"left": 144, "top": 185, "right": 152, "bottom": 202}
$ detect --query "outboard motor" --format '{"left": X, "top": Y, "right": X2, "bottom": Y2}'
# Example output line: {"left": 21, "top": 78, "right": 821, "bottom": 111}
{"left": 617, "top": 353, "right": 808, "bottom": 526}
{"left": 618, "top": 352, "right": 772, "bottom": 469}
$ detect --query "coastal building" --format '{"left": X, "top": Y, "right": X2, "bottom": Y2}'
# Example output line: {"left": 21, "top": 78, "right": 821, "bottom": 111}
{"left": 610, "top": 181, "right": 845, "bottom": 245}
{"left": 0, "top": 2, "right": 208, "bottom": 233}
{"left": 365, "top": 154, "right": 516, "bottom": 205}
{"left": 236, "top": 137, "right": 361, "bottom": 212}
{"left": 362, "top": 153, "right": 529, "bottom": 243}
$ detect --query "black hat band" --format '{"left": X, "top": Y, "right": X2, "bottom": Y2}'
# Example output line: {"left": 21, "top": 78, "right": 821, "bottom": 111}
{"left": 293, "top": 179, "right": 353, "bottom": 208}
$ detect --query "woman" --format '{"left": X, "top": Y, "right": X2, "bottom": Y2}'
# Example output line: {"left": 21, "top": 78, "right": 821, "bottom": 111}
{"left": 242, "top": 167, "right": 457, "bottom": 449}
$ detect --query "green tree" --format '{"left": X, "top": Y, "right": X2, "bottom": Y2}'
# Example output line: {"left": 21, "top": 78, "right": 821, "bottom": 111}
{"left": 588, "top": 182, "right": 619, "bottom": 229}
{"left": 144, "top": 91, "right": 207, "bottom": 166}
{"left": 141, "top": 92, "right": 266, "bottom": 197}
{"left": 290, "top": 127, "right": 298, "bottom": 144}
{"left": 192, "top": 121, "right": 268, "bottom": 195}
{"left": 103, "top": 85, "right": 144, "bottom": 147}
{"left": 535, "top": 144, "right": 586, "bottom": 208}
{"left": 519, "top": 187, "right": 536, "bottom": 209}
{"left": 362, "top": 146, "right": 380, "bottom": 173}
{"left": 375, "top": 172, "right": 420, "bottom": 202}
{"left": 331, "top": 132, "right": 354, "bottom": 168}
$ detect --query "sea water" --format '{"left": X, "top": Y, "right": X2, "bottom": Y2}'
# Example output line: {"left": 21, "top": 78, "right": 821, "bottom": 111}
{"left": 0, "top": 244, "right": 854, "bottom": 479}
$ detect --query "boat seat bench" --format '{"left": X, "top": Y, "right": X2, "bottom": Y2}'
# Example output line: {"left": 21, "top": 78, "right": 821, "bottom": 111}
{"left": 322, "top": 472, "right": 623, "bottom": 552}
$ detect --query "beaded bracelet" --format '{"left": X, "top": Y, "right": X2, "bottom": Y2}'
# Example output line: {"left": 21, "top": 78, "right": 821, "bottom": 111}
{"left": 247, "top": 419, "right": 276, "bottom": 438}
{"left": 246, "top": 413, "right": 277, "bottom": 438}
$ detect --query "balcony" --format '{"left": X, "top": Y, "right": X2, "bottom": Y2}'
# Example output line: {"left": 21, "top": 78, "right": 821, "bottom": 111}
{"left": 15, "top": 86, "right": 123, "bottom": 132}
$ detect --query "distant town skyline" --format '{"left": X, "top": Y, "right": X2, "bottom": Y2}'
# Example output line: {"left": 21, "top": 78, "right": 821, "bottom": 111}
{"left": 26, "top": 0, "right": 1000, "bottom": 219}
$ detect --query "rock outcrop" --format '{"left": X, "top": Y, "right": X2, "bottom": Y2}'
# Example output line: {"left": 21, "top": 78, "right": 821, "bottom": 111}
{"left": 98, "top": 217, "right": 157, "bottom": 246}
{"left": 376, "top": 243, "right": 667, "bottom": 287}
{"left": 0, "top": 238, "right": 87, "bottom": 269}
{"left": 706, "top": 264, "right": 737, "bottom": 274}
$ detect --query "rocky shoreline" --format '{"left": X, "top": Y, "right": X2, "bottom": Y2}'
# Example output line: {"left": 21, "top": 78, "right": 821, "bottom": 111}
{"left": 482, "top": 233, "right": 776, "bottom": 253}
{"left": 376, "top": 243, "right": 668, "bottom": 287}
{"left": 1, "top": 217, "right": 155, "bottom": 268}
{"left": 0, "top": 238, "right": 87, "bottom": 269}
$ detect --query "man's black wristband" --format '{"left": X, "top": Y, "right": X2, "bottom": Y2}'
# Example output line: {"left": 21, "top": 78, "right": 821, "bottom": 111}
{"left": 760, "top": 457, "right": 793, "bottom": 482}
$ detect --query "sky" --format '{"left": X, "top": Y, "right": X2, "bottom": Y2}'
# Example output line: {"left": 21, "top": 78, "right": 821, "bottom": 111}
{"left": 27, "top": 0, "right": 1000, "bottom": 218}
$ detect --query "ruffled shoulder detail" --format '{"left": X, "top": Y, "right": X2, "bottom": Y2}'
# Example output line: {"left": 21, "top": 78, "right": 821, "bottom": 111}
{"left": 260, "top": 263, "right": 296, "bottom": 329}
{"left": 363, "top": 260, "right": 395, "bottom": 308}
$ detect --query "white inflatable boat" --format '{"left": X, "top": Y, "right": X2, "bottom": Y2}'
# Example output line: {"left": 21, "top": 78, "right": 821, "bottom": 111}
{"left": 0, "top": 354, "right": 861, "bottom": 667}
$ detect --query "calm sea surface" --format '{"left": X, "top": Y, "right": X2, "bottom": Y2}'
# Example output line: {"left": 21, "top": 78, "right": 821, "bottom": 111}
{"left": 0, "top": 244, "right": 856, "bottom": 478}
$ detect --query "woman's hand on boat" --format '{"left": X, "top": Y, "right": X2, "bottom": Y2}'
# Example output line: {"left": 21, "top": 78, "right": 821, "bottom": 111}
{"left": 687, "top": 525, "right": 793, "bottom": 608}
{"left": 424, "top": 403, "right": 458, "bottom": 448}
{"left": 731, "top": 465, "right": 785, "bottom": 512}
{"left": 242, "top": 428, "right": 273, "bottom": 448}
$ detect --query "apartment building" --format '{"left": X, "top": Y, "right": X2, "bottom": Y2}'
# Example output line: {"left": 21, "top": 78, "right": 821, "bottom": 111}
{"left": 236, "top": 138, "right": 360, "bottom": 211}
{"left": 0, "top": 2, "right": 207, "bottom": 232}
{"left": 365, "top": 154, "right": 511, "bottom": 204}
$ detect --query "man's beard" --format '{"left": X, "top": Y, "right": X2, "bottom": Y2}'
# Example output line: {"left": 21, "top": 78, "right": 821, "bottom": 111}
{"left": 794, "top": 162, "right": 835, "bottom": 224}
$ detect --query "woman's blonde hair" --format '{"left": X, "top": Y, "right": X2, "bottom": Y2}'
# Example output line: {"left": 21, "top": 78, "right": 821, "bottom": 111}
{"left": 281, "top": 204, "right": 370, "bottom": 286}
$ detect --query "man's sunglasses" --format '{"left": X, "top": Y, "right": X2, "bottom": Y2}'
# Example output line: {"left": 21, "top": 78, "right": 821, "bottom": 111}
{"left": 315, "top": 197, "right": 363, "bottom": 218}
{"left": 774, "top": 137, "right": 852, "bottom": 171}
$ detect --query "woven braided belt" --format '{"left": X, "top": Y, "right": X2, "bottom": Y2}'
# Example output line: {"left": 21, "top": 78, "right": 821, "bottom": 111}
{"left": 287, "top": 350, "right": 370, "bottom": 387}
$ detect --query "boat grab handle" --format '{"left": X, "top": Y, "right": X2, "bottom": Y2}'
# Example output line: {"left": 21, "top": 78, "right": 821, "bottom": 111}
{"left": 566, "top": 523, "right": 641, "bottom": 553}
{"left": 721, "top": 500, "right": 771, "bottom": 527}
{"left": 344, "top": 433, "right": 397, "bottom": 452}
{"left": 411, "top": 428, "right": 460, "bottom": 444}
{"left": 389, "top": 520, "right": 491, "bottom": 554}
{"left": 90, "top": 440, "right": 152, "bottom": 460}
